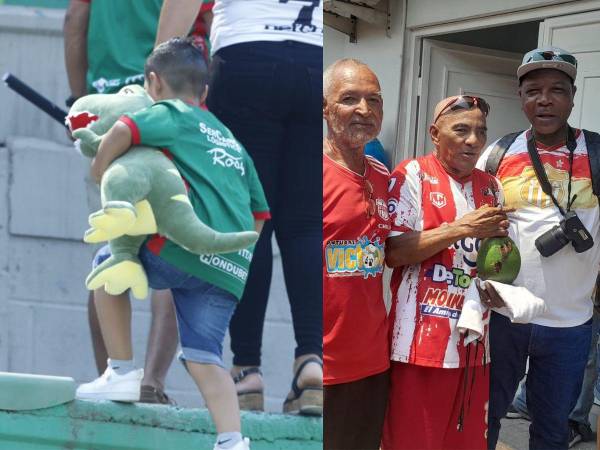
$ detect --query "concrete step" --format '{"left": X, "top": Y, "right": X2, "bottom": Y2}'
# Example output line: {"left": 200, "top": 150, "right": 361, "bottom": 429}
{"left": 0, "top": 372, "right": 75, "bottom": 411}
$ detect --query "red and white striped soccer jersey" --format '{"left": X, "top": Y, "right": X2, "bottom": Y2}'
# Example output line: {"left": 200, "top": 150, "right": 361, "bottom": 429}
{"left": 388, "top": 153, "right": 501, "bottom": 368}
{"left": 323, "top": 154, "right": 391, "bottom": 385}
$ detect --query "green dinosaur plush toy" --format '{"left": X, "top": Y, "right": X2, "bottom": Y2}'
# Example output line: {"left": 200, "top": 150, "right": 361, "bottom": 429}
{"left": 66, "top": 85, "right": 259, "bottom": 299}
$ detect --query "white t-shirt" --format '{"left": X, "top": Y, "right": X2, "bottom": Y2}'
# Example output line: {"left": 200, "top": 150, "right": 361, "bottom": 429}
{"left": 210, "top": 0, "right": 323, "bottom": 54}
{"left": 477, "top": 129, "right": 599, "bottom": 327}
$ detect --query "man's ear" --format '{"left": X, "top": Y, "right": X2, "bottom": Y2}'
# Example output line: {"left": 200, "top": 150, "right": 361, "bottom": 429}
{"left": 200, "top": 85, "right": 209, "bottom": 104}
{"left": 323, "top": 97, "right": 328, "bottom": 120}
{"left": 429, "top": 123, "right": 440, "bottom": 146}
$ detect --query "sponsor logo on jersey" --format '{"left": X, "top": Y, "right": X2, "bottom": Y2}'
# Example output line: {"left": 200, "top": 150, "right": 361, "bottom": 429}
{"left": 418, "top": 172, "right": 439, "bottom": 184}
{"left": 388, "top": 197, "right": 399, "bottom": 216}
{"left": 452, "top": 237, "right": 481, "bottom": 268}
{"left": 430, "top": 192, "right": 447, "bottom": 208}
{"left": 208, "top": 148, "right": 245, "bottom": 175}
{"left": 376, "top": 198, "right": 389, "bottom": 220}
{"left": 199, "top": 254, "right": 248, "bottom": 282}
{"left": 519, "top": 165, "right": 568, "bottom": 208}
{"left": 420, "top": 287, "right": 465, "bottom": 319}
{"left": 426, "top": 263, "right": 473, "bottom": 288}
{"left": 325, "top": 236, "right": 384, "bottom": 278}
{"left": 199, "top": 122, "right": 242, "bottom": 152}
{"left": 91, "top": 74, "right": 143, "bottom": 94}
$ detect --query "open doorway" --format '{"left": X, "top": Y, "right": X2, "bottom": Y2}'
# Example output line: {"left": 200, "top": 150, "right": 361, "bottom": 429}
{"left": 411, "top": 21, "right": 541, "bottom": 157}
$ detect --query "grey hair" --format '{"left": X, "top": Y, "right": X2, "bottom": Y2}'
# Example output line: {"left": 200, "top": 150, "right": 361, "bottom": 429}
{"left": 323, "top": 58, "right": 373, "bottom": 98}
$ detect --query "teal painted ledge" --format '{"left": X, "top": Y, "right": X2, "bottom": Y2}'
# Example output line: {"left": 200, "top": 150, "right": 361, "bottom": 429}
{"left": 0, "top": 400, "right": 323, "bottom": 450}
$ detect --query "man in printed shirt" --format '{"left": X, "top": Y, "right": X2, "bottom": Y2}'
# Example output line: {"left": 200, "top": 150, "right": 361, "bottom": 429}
{"left": 382, "top": 95, "right": 510, "bottom": 450}
{"left": 323, "top": 59, "right": 390, "bottom": 450}
{"left": 477, "top": 47, "right": 600, "bottom": 450}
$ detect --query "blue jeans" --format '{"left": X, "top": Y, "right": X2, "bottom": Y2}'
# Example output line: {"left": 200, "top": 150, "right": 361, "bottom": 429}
{"left": 488, "top": 311, "right": 592, "bottom": 450}
{"left": 207, "top": 41, "right": 323, "bottom": 366}
{"left": 94, "top": 245, "right": 238, "bottom": 368}
{"left": 513, "top": 310, "right": 600, "bottom": 426}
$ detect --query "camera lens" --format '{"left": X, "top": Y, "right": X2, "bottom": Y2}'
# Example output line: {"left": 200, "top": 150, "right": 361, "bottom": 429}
{"left": 535, "top": 225, "right": 570, "bottom": 257}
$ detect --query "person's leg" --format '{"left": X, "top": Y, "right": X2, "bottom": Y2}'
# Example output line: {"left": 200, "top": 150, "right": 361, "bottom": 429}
{"left": 173, "top": 284, "right": 241, "bottom": 437}
{"left": 207, "top": 43, "right": 285, "bottom": 405}
{"left": 187, "top": 361, "right": 240, "bottom": 433}
{"left": 510, "top": 376, "right": 529, "bottom": 417}
{"left": 526, "top": 319, "right": 592, "bottom": 450}
{"left": 139, "top": 245, "right": 243, "bottom": 442}
{"left": 274, "top": 41, "right": 323, "bottom": 401}
{"left": 568, "top": 310, "right": 600, "bottom": 429}
{"left": 324, "top": 370, "right": 389, "bottom": 450}
{"left": 488, "top": 312, "right": 531, "bottom": 450}
{"left": 228, "top": 221, "right": 274, "bottom": 406}
{"left": 382, "top": 363, "right": 461, "bottom": 450}
{"left": 140, "top": 289, "right": 178, "bottom": 402}
{"left": 444, "top": 364, "right": 489, "bottom": 450}
{"left": 87, "top": 290, "right": 108, "bottom": 374}
{"left": 76, "top": 286, "right": 143, "bottom": 402}
{"left": 94, "top": 288, "right": 132, "bottom": 360}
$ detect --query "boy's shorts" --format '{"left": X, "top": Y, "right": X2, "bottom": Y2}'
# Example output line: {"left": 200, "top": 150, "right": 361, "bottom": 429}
{"left": 93, "top": 244, "right": 238, "bottom": 368}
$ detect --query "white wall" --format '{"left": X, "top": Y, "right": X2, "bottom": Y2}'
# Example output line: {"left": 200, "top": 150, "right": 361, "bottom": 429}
{"left": 324, "top": 2, "right": 406, "bottom": 163}
{"left": 406, "top": 0, "right": 569, "bottom": 28}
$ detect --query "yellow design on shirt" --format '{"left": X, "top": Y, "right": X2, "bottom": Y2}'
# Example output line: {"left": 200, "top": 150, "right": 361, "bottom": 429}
{"left": 502, "top": 164, "right": 596, "bottom": 210}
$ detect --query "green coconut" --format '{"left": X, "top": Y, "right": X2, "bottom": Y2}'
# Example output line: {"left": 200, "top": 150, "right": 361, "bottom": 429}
{"left": 476, "top": 236, "right": 521, "bottom": 284}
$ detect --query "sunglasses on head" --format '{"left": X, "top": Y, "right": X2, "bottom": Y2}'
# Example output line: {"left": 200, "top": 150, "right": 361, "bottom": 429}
{"left": 433, "top": 95, "right": 490, "bottom": 124}
{"left": 526, "top": 50, "right": 578, "bottom": 67}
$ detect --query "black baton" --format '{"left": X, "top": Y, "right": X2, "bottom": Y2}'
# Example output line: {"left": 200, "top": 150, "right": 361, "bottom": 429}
{"left": 3, "top": 72, "right": 69, "bottom": 127}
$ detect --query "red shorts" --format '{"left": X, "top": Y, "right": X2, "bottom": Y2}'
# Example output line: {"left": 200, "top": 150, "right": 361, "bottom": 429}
{"left": 382, "top": 362, "right": 489, "bottom": 450}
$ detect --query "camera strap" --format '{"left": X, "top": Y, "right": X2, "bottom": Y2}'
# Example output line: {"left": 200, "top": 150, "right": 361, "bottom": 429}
{"left": 526, "top": 127, "right": 577, "bottom": 216}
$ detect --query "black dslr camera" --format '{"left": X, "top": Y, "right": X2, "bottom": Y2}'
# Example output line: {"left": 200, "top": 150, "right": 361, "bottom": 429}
{"left": 535, "top": 210, "right": 594, "bottom": 257}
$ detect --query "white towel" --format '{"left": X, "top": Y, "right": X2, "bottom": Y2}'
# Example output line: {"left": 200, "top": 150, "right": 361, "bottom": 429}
{"left": 457, "top": 282, "right": 487, "bottom": 345}
{"left": 485, "top": 280, "right": 547, "bottom": 323}
{"left": 457, "top": 279, "right": 547, "bottom": 345}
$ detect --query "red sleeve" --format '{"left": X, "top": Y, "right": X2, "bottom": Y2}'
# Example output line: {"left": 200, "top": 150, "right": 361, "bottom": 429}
{"left": 201, "top": 1, "right": 214, "bottom": 13}
{"left": 119, "top": 116, "right": 141, "bottom": 145}
{"left": 253, "top": 211, "right": 271, "bottom": 220}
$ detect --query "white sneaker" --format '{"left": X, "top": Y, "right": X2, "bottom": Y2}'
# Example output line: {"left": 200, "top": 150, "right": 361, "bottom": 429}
{"left": 76, "top": 367, "right": 143, "bottom": 402}
{"left": 213, "top": 437, "right": 250, "bottom": 450}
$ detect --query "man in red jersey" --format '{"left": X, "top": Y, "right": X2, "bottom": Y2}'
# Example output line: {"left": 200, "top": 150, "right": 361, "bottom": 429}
{"left": 323, "top": 59, "right": 390, "bottom": 450}
{"left": 382, "top": 95, "right": 511, "bottom": 450}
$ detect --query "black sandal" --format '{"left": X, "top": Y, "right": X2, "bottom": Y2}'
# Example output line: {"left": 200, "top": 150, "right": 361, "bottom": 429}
{"left": 283, "top": 357, "right": 323, "bottom": 416}
{"left": 233, "top": 367, "right": 264, "bottom": 411}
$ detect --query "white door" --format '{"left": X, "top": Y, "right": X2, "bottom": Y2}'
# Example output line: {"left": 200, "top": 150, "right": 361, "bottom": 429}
{"left": 540, "top": 10, "right": 600, "bottom": 131}
{"left": 416, "top": 40, "right": 529, "bottom": 158}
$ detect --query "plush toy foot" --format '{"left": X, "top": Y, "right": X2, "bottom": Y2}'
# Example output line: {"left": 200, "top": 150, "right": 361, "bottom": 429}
{"left": 127, "top": 200, "right": 158, "bottom": 236}
{"left": 84, "top": 201, "right": 137, "bottom": 243}
{"left": 86, "top": 255, "right": 148, "bottom": 300}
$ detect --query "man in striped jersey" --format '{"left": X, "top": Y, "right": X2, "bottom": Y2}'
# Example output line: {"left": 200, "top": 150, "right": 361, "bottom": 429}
{"left": 382, "top": 95, "right": 510, "bottom": 450}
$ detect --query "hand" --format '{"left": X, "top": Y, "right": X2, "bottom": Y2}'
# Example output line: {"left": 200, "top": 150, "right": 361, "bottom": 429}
{"left": 455, "top": 205, "right": 515, "bottom": 239}
{"left": 476, "top": 279, "right": 505, "bottom": 308}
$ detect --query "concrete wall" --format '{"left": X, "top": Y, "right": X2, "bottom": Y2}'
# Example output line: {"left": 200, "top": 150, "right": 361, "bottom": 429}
{"left": 405, "top": 0, "right": 569, "bottom": 28}
{"left": 0, "top": 400, "right": 323, "bottom": 449}
{"left": 0, "top": 5, "right": 297, "bottom": 412}
{"left": 323, "top": 1, "right": 406, "bottom": 162}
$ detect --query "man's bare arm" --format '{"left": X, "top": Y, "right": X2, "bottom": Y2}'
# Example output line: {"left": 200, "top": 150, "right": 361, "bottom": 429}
{"left": 63, "top": 0, "right": 90, "bottom": 99}
{"left": 155, "top": 0, "right": 203, "bottom": 47}
{"left": 91, "top": 122, "right": 132, "bottom": 183}
{"left": 386, "top": 205, "right": 512, "bottom": 268}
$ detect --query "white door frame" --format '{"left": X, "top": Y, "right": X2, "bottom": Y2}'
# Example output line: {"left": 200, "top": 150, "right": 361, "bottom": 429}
{"left": 395, "top": 0, "right": 600, "bottom": 164}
